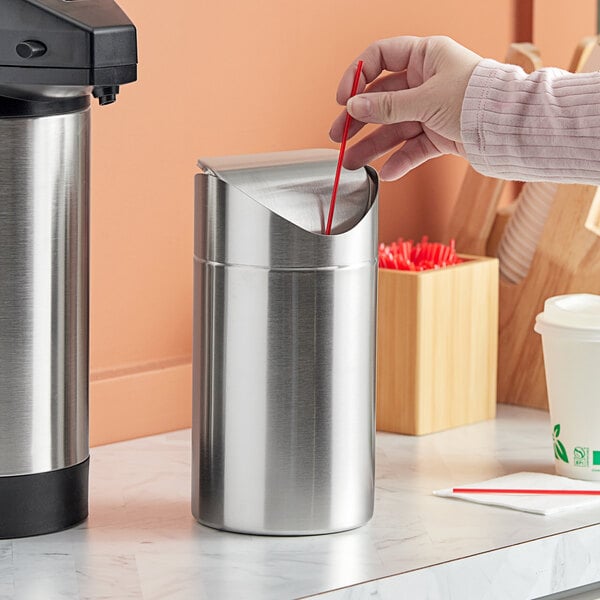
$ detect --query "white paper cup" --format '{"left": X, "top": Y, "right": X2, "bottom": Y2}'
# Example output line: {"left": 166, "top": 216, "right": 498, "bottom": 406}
{"left": 535, "top": 294, "right": 600, "bottom": 480}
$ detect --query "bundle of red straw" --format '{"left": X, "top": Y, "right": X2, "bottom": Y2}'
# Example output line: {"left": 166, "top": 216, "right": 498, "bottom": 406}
{"left": 378, "top": 236, "right": 462, "bottom": 271}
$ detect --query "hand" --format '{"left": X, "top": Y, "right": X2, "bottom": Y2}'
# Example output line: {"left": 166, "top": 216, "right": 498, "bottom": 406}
{"left": 329, "top": 36, "right": 482, "bottom": 180}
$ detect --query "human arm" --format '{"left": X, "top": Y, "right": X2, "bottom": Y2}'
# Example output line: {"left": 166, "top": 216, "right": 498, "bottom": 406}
{"left": 331, "top": 36, "right": 600, "bottom": 184}
{"left": 462, "top": 59, "right": 600, "bottom": 183}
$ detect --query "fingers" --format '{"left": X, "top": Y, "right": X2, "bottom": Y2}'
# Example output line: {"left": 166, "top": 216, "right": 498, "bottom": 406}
{"left": 347, "top": 83, "right": 435, "bottom": 126}
{"left": 342, "top": 122, "right": 423, "bottom": 169}
{"left": 379, "top": 134, "right": 442, "bottom": 180}
{"left": 336, "top": 36, "right": 423, "bottom": 104}
{"left": 365, "top": 71, "right": 409, "bottom": 94}
{"left": 330, "top": 72, "right": 410, "bottom": 142}
{"left": 329, "top": 109, "right": 365, "bottom": 143}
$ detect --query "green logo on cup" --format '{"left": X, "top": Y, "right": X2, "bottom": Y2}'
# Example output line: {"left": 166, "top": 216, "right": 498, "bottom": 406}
{"left": 553, "top": 424, "right": 569, "bottom": 464}
{"left": 574, "top": 447, "right": 589, "bottom": 467}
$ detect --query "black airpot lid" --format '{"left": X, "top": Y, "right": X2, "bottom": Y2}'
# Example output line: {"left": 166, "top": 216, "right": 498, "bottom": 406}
{"left": 0, "top": 0, "right": 137, "bottom": 92}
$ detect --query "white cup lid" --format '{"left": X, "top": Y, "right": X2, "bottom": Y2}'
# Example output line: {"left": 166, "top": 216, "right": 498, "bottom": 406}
{"left": 535, "top": 294, "right": 600, "bottom": 333}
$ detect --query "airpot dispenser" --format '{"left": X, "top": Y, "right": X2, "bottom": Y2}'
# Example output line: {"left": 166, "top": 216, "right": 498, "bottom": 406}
{"left": 0, "top": 0, "right": 137, "bottom": 538}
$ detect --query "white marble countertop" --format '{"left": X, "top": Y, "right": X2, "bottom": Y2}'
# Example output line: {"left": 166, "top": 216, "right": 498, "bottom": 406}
{"left": 2, "top": 404, "right": 600, "bottom": 600}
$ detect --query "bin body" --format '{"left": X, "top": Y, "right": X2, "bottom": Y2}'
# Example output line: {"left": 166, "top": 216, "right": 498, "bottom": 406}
{"left": 192, "top": 151, "right": 378, "bottom": 535}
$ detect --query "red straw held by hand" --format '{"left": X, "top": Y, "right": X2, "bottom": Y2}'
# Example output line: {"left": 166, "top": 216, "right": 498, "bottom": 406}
{"left": 325, "top": 60, "right": 364, "bottom": 235}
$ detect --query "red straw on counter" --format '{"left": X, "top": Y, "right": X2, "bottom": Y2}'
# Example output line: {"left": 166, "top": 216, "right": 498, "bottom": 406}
{"left": 379, "top": 236, "right": 462, "bottom": 271}
{"left": 453, "top": 488, "right": 600, "bottom": 496}
{"left": 325, "top": 60, "right": 364, "bottom": 235}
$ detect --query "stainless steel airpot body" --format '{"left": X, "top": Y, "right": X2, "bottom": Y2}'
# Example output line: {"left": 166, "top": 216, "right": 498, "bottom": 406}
{"left": 0, "top": 0, "right": 137, "bottom": 538}
{"left": 193, "top": 150, "right": 378, "bottom": 535}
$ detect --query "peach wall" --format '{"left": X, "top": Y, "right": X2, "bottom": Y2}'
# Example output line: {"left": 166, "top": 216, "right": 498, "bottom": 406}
{"left": 90, "top": 0, "right": 524, "bottom": 446}
{"left": 533, "top": 0, "right": 596, "bottom": 70}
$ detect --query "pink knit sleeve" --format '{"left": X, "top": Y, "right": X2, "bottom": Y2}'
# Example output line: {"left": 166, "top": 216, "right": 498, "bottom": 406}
{"left": 461, "top": 58, "right": 600, "bottom": 184}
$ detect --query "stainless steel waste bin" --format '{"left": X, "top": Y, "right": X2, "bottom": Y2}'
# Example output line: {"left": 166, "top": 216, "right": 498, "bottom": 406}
{"left": 192, "top": 149, "right": 378, "bottom": 535}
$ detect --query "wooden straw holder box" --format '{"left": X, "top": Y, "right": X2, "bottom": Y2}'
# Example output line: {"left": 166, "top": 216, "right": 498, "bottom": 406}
{"left": 376, "top": 255, "right": 499, "bottom": 435}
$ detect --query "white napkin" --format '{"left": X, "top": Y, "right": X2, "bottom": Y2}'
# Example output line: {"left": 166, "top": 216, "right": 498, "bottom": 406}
{"left": 434, "top": 472, "right": 600, "bottom": 515}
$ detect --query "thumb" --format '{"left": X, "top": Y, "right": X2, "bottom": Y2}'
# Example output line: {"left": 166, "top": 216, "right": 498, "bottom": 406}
{"left": 347, "top": 84, "right": 435, "bottom": 125}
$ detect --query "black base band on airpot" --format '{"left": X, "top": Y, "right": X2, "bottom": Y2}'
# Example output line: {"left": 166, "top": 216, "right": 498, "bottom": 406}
{"left": 0, "top": 94, "right": 90, "bottom": 118}
{"left": 0, "top": 458, "right": 89, "bottom": 539}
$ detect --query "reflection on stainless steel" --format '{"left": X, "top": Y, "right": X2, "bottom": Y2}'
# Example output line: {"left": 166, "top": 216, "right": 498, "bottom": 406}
{"left": 193, "top": 151, "right": 378, "bottom": 535}
{"left": 0, "top": 111, "right": 90, "bottom": 476}
{"left": 198, "top": 149, "right": 372, "bottom": 235}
